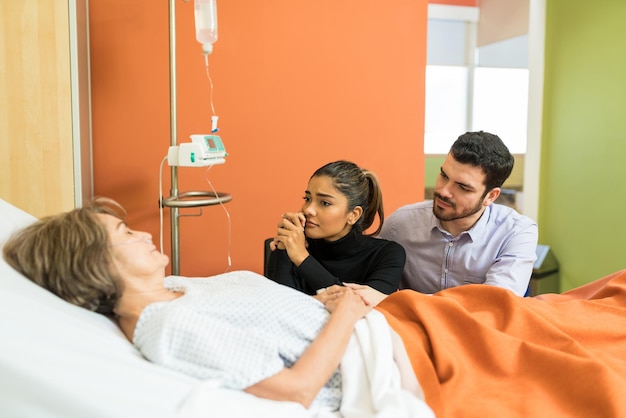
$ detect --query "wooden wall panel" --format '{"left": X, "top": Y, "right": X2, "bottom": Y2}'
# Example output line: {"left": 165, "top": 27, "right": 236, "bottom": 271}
{"left": 0, "top": 1, "right": 76, "bottom": 217}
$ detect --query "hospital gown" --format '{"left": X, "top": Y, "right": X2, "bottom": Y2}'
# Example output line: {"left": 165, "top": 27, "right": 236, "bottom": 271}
{"left": 133, "top": 270, "right": 341, "bottom": 409}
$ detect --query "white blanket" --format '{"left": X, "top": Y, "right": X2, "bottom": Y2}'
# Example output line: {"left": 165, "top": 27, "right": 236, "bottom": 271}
{"left": 177, "top": 310, "right": 433, "bottom": 418}
{"left": 339, "top": 310, "right": 434, "bottom": 418}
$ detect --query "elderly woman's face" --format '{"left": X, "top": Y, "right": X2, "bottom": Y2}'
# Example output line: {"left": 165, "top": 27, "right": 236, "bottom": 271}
{"left": 97, "top": 214, "right": 169, "bottom": 279}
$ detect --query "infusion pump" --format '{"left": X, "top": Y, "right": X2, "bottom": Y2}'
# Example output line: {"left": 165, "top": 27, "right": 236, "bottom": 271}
{"left": 168, "top": 134, "right": 227, "bottom": 167}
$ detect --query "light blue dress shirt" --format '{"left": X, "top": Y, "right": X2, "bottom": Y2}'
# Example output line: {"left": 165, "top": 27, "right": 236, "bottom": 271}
{"left": 378, "top": 201, "right": 538, "bottom": 296}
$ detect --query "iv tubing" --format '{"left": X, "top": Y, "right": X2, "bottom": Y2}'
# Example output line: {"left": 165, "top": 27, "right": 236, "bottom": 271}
{"left": 203, "top": 166, "right": 232, "bottom": 271}
{"left": 204, "top": 53, "right": 217, "bottom": 119}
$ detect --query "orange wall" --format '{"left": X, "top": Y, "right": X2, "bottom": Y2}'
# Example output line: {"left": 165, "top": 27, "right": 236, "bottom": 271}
{"left": 428, "top": 0, "right": 478, "bottom": 6}
{"left": 89, "top": 1, "right": 427, "bottom": 277}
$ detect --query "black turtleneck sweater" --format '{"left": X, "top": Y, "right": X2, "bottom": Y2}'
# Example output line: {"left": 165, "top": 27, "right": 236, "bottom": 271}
{"left": 266, "top": 228, "right": 405, "bottom": 295}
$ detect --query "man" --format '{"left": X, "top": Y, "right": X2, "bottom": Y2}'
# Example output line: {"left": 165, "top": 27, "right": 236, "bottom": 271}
{"left": 379, "top": 131, "right": 537, "bottom": 296}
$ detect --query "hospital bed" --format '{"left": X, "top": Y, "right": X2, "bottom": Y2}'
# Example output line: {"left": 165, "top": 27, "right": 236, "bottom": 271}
{"left": 4, "top": 197, "right": 626, "bottom": 418}
{"left": 0, "top": 198, "right": 431, "bottom": 418}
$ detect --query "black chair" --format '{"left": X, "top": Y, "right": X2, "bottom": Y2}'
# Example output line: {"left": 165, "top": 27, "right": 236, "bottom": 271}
{"left": 263, "top": 237, "right": 273, "bottom": 278}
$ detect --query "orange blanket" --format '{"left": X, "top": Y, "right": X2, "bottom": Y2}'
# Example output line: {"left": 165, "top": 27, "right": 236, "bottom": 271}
{"left": 375, "top": 270, "right": 626, "bottom": 418}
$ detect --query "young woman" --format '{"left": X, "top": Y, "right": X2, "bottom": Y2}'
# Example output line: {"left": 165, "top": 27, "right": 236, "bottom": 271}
{"left": 267, "top": 160, "right": 405, "bottom": 295}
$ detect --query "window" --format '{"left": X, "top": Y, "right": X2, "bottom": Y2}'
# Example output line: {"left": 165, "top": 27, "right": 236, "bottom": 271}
{"left": 472, "top": 67, "right": 528, "bottom": 154}
{"left": 424, "top": 65, "right": 468, "bottom": 154}
{"left": 425, "top": 6, "right": 529, "bottom": 154}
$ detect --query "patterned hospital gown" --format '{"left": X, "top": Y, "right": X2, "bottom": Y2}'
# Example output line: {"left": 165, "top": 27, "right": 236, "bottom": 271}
{"left": 133, "top": 270, "right": 341, "bottom": 409}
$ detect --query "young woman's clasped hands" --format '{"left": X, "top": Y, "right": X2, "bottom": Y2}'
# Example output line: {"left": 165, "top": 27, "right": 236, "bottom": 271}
{"left": 270, "top": 212, "right": 309, "bottom": 267}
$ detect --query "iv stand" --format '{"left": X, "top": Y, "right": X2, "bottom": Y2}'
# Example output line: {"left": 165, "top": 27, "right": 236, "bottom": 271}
{"left": 161, "top": 0, "right": 232, "bottom": 275}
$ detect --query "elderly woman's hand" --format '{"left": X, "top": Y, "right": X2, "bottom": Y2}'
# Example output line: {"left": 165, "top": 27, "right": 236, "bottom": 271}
{"left": 313, "top": 285, "right": 348, "bottom": 304}
{"left": 343, "top": 283, "right": 389, "bottom": 306}
{"left": 320, "top": 287, "right": 372, "bottom": 321}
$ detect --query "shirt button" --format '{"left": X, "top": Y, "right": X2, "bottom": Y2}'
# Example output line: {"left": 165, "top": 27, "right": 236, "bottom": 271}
{"left": 448, "top": 242, "right": 454, "bottom": 247}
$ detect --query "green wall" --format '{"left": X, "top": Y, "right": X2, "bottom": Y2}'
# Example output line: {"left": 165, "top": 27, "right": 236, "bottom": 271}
{"left": 540, "top": 0, "right": 626, "bottom": 290}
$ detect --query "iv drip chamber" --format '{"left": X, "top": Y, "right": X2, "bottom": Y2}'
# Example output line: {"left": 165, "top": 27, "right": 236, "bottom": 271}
{"left": 194, "top": 0, "right": 218, "bottom": 54}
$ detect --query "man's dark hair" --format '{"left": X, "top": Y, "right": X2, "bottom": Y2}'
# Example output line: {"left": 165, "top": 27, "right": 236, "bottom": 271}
{"left": 450, "top": 131, "right": 514, "bottom": 193}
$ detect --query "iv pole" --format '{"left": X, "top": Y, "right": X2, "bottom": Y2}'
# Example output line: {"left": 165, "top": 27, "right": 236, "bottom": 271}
{"left": 167, "top": 0, "right": 181, "bottom": 275}
{"left": 162, "top": 0, "right": 231, "bottom": 275}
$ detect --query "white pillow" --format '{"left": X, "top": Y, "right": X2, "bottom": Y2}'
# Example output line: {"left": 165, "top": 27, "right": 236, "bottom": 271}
{"left": 0, "top": 198, "right": 36, "bottom": 243}
{"left": 0, "top": 199, "right": 323, "bottom": 418}
{"left": 0, "top": 199, "right": 198, "bottom": 417}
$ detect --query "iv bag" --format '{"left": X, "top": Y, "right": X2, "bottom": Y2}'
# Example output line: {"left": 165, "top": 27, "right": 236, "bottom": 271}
{"left": 194, "top": 0, "right": 218, "bottom": 54}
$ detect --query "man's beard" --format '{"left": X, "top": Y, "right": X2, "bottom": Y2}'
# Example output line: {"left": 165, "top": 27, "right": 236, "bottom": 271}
{"left": 432, "top": 192, "right": 484, "bottom": 222}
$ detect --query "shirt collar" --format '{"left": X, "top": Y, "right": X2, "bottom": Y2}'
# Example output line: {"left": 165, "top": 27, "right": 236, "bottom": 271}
{"left": 467, "top": 205, "right": 491, "bottom": 240}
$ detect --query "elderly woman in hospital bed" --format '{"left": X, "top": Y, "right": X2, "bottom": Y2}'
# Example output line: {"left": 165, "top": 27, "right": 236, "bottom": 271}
{"left": 2, "top": 197, "right": 427, "bottom": 417}
{"left": 3, "top": 197, "right": 626, "bottom": 418}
